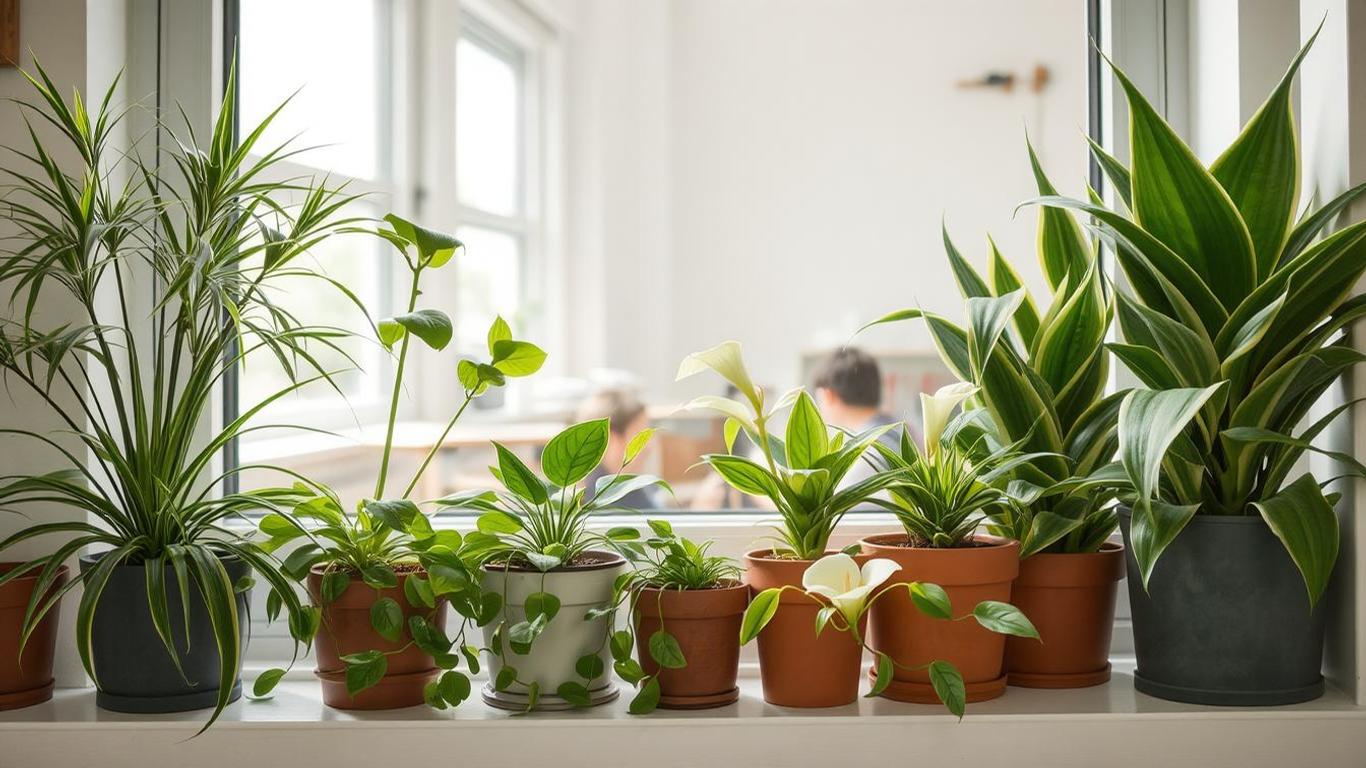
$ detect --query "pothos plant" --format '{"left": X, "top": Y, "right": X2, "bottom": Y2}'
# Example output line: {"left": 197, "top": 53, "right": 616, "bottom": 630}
{"left": 435, "top": 418, "right": 669, "bottom": 711}
{"left": 251, "top": 215, "right": 545, "bottom": 707}
{"left": 676, "top": 341, "right": 903, "bottom": 560}
{"left": 599, "top": 521, "right": 742, "bottom": 714}
{"left": 861, "top": 140, "right": 1121, "bottom": 558}
{"left": 739, "top": 553, "right": 1038, "bottom": 717}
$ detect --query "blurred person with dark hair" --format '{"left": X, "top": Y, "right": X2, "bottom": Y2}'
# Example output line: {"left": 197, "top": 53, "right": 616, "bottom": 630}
{"left": 577, "top": 388, "right": 662, "bottom": 509}
{"left": 812, "top": 347, "right": 912, "bottom": 492}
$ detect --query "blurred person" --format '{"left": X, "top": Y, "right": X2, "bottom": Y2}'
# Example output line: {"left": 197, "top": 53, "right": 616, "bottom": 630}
{"left": 577, "top": 388, "right": 664, "bottom": 509}
{"left": 813, "top": 347, "right": 911, "bottom": 491}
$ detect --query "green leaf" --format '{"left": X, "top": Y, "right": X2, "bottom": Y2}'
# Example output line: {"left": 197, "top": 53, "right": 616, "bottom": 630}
{"left": 542, "top": 419, "right": 610, "bottom": 487}
{"left": 1209, "top": 29, "right": 1315, "bottom": 276}
{"left": 525, "top": 681, "right": 541, "bottom": 711}
{"left": 676, "top": 341, "right": 759, "bottom": 406}
{"left": 986, "top": 237, "right": 1041, "bottom": 347}
{"left": 364, "top": 498, "right": 420, "bottom": 531}
{"left": 704, "top": 454, "right": 779, "bottom": 499}
{"left": 1027, "top": 135, "right": 1091, "bottom": 290}
{"left": 624, "top": 427, "right": 657, "bottom": 465}
{"left": 525, "top": 591, "right": 561, "bottom": 623}
{"left": 1086, "top": 134, "right": 1132, "bottom": 208}
{"left": 342, "top": 650, "right": 388, "bottom": 696}
{"left": 408, "top": 615, "right": 453, "bottom": 656}
{"left": 384, "top": 214, "right": 462, "bottom": 267}
{"left": 251, "top": 668, "right": 286, "bottom": 699}
{"left": 493, "top": 442, "right": 548, "bottom": 504}
{"left": 785, "top": 391, "right": 829, "bottom": 470}
{"left": 321, "top": 570, "right": 351, "bottom": 603}
{"left": 491, "top": 339, "right": 547, "bottom": 377}
{"left": 439, "top": 670, "right": 472, "bottom": 706}
{"left": 457, "top": 359, "right": 483, "bottom": 392}
{"left": 557, "top": 681, "right": 592, "bottom": 708}
{"left": 966, "top": 290, "right": 1024, "bottom": 379}
{"left": 866, "top": 652, "right": 895, "bottom": 698}
{"left": 908, "top": 582, "right": 951, "bottom": 620}
{"left": 477, "top": 510, "right": 524, "bottom": 535}
{"left": 928, "top": 660, "right": 966, "bottom": 718}
{"left": 647, "top": 630, "right": 686, "bottom": 669}
{"left": 610, "top": 630, "right": 634, "bottom": 662}
{"left": 403, "top": 576, "right": 436, "bottom": 609}
{"left": 377, "top": 318, "right": 406, "bottom": 349}
{"left": 815, "top": 605, "right": 837, "bottom": 635}
{"left": 494, "top": 665, "right": 518, "bottom": 691}
{"left": 942, "top": 223, "right": 992, "bottom": 299}
{"left": 628, "top": 676, "right": 661, "bottom": 715}
{"left": 576, "top": 653, "right": 606, "bottom": 680}
{"left": 1130, "top": 500, "right": 1200, "bottom": 590}
{"left": 388, "top": 309, "right": 453, "bottom": 351}
{"left": 1252, "top": 474, "right": 1341, "bottom": 609}
{"left": 614, "top": 658, "right": 646, "bottom": 683}
{"left": 370, "top": 597, "right": 405, "bottom": 642}
{"left": 461, "top": 644, "right": 481, "bottom": 674}
{"left": 427, "top": 564, "right": 471, "bottom": 596}
{"left": 361, "top": 564, "right": 398, "bottom": 590}
{"left": 739, "top": 588, "right": 782, "bottom": 644}
{"left": 647, "top": 519, "right": 673, "bottom": 537}
{"left": 1111, "top": 58, "right": 1257, "bottom": 307}
{"left": 487, "top": 315, "right": 512, "bottom": 355}
{"left": 971, "top": 601, "right": 1039, "bottom": 639}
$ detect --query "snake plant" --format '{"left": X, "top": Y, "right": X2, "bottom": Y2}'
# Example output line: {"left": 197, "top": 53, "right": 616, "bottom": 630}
{"left": 1038, "top": 28, "right": 1366, "bottom": 607}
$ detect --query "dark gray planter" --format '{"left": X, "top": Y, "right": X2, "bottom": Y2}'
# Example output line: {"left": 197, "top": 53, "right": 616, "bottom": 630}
{"left": 1119, "top": 508, "right": 1326, "bottom": 706}
{"left": 79, "top": 552, "right": 250, "bottom": 713}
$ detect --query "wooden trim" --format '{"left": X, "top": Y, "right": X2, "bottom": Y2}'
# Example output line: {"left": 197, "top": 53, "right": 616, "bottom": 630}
{"left": 0, "top": 0, "right": 18, "bottom": 67}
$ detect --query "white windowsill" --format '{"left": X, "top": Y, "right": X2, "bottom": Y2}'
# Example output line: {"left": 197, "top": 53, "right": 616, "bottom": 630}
{"left": 3, "top": 660, "right": 1364, "bottom": 767}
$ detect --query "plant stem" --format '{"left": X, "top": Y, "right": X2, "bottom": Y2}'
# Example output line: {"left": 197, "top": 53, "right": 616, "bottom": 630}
{"left": 400, "top": 391, "right": 476, "bottom": 499}
{"left": 374, "top": 267, "right": 423, "bottom": 499}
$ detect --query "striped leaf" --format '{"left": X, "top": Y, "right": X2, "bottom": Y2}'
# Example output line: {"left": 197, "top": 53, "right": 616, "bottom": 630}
{"left": 1027, "top": 136, "right": 1090, "bottom": 290}
{"left": 1252, "top": 474, "right": 1340, "bottom": 609}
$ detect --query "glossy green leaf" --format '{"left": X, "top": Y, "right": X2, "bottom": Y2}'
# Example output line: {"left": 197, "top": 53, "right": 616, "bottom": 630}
{"left": 439, "top": 670, "right": 472, "bottom": 706}
{"left": 928, "top": 660, "right": 966, "bottom": 718}
{"left": 739, "top": 588, "right": 782, "bottom": 644}
{"left": 628, "top": 676, "right": 661, "bottom": 715}
{"left": 490, "top": 339, "right": 547, "bottom": 377}
{"left": 785, "top": 391, "right": 829, "bottom": 470}
{"left": 251, "top": 668, "right": 286, "bottom": 699}
{"left": 342, "top": 650, "right": 387, "bottom": 696}
{"left": 648, "top": 630, "right": 687, "bottom": 669}
{"left": 542, "top": 419, "right": 610, "bottom": 487}
{"left": 1028, "top": 135, "right": 1091, "bottom": 290}
{"left": 493, "top": 442, "right": 548, "bottom": 504}
{"left": 1252, "top": 474, "right": 1340, "bottom": 608}
{"left": 370, "top": 597, "right": 404, "bottom": 642}
{"left": 866, "top": 652, "right": 895, "bottom": 698}
{"left": 389, "top": 309, "right": 453, "bottom": 351}
{"left": 971, "top": 600, "right": 1039, "bottom": 639}
{"left": 908, "top": 581, "right": 951, "bottom": 620}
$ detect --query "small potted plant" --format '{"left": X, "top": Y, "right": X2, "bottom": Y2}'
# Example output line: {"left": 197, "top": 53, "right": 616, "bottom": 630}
{"left": 857, "top": 383, "right": 1034, "bottom": 703}
{"left": 862, "top": 169, "right": 1125, "bottom": 689}
{"left": 0, "top": 563, "right": 67, "bottom": 709}
{"left": 739, "top": 553, "right": 1036, "bottom": 716}
{"left": 440, "top": 419, "right": 668, "bottom": 711}
{"left": 604, "top": 521, "right": 747, "bottom": 711}
{"left": 0, "top": 65, "right": 336, "bottom": 728}
{"left": 251, "top": 215, "right": 545, "bottom": 710}
{"left": 676, "top": 341, "right": 903, "bottom": 707}
{"left": 1036, "top": 30, "right": 1366, "bottom": 705}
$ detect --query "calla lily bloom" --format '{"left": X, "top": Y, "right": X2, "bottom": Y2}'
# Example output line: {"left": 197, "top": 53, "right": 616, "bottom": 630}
{"left": 802, "top": 553, "right": 901, "bottom": 625}
{"left": 920, "top": 382, "right": 977, "bottom": 458}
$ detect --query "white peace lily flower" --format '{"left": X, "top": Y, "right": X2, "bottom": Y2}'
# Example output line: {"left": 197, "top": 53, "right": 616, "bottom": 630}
{"left": 802, "top": 554, "right": 902, "bottom": 625}
{"left": 920, "top": 382, "right": 978, "bottom": 458}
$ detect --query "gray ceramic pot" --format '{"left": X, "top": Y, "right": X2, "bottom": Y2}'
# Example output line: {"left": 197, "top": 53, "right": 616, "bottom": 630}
{"left": 480, "top": 551, "right": 625, "bottom": 710}
{"left": 1119, "top": 508, "right": 1327, "bottom": 705}
{"left": 79, "top": 552, "right": 250, "bottom": 713}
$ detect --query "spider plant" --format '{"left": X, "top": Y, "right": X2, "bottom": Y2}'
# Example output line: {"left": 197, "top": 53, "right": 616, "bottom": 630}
{"left": 0, "top": 63, "right": 359, "bottom": 728}
{"left": 868, "top": 384, "right": 1030, "bottom": 548}
{"left": 861, "top": 142, "right": 1121, "bottom": 557}
{"left": 628, "top": 522, "right": 741, "bottom": 591}
{"left": 675, "top": 341, "right": 903, "bottom": 560}
{"left": 1036, "top": 29, "right": 1366, "bottom": 607}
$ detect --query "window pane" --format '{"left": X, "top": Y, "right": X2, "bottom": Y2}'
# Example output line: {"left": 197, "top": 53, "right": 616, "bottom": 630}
{"left": 454, "top": 226, "right": 522, "bottom": 351}
{"left": 456, "top": 34, "right": 521, "bottom": 215}
{"left": 240, "top": 0, "right": 386, "bottom": 180}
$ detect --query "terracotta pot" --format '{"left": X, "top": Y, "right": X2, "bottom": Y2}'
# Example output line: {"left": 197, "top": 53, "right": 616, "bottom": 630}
{"left": 860, "top": 533, "right": 1019, "bottom": 704}
{"left": 1006, "top": 542, "right": 1125, "bottom": 688}
{"left": 0, "top": 563, "right": 67, "bottom": 711}
{"left": 744, "top": 550, "right": 866, "bottom": 708}
{"left": 308, "top": 565, "right": 448, "bottom": 710}
{"left": 480, "top": 551, "right": 625, "bottom": 711}
{"left": 633, "top": 582, "right": 749, "bottom": 709}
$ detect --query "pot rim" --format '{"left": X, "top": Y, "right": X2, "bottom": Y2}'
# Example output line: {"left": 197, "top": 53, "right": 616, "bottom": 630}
{"left": 308, "top": 562, "right": 427, "bottom": 579}
{"left": 1117, "top": 505, "right": 1267, "bottom": 525}
{"left": 741, "top": 548, "right": 860, "bottom": 564}
{"left": 858, "top": 531, "right": 1019, "bottom": 551}
{"left": 480, "top": 549, "right": 627, "bottom": 574}
{"left": 78, "top": 550, "right": 244, "bottom": 568}
{"left": 1022, "top": 540, "right": 1125, "bottom": 558}
{"left": 0, "top": 561, "right": 70, "bottom": 583}
{"left": 636, "top": 579, "right": 749, "bottom": 595}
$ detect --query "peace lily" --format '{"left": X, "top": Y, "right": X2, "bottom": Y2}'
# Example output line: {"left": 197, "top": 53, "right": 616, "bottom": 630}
{"left": 801, "top": 554, "right": 900, "bottom": 626}
{"left": 921, "top": 382, "right": 977, "bottom": 458}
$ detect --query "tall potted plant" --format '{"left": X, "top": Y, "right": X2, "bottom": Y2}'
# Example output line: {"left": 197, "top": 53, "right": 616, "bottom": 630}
{"left": 248, "top": 212, "right": 546, "bottom": 710}
{"left": 676, "top": 342, "right": 903, "bottom": 707}
{"left": 856, "top": 383, "right": 1040, "bottom": 702}
{"left": 862, "top": 155, "right": 1126, "bottom": 689}
{"left": 439, "top": 419, "right": 667, "bottom": 711}
{"left": 1038, "top": 30, "right": 1366, "bottom": 705}
{"left": 0, "top": 65, "right": 341, "bottom": 727}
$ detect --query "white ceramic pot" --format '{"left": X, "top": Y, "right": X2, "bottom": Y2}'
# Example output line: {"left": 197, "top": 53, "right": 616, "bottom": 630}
{"left": 480, "top": 551, "right": 625, "bottom": 710}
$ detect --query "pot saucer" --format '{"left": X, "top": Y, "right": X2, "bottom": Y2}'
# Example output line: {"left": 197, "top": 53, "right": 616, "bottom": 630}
{"left": 867, "top": 669, "right": 1007, "bottom": 704}
{"left": 0, "top": 679, "right": 54, "bottom": 711}
{"left": 1008, "top": 663, "right": 1110, "bottom": 689}
{"left": 482, "top": 681, "right": 619, "bottom": 711}
{"left": 658, "top": 686, "right": 739, "bottom": 710}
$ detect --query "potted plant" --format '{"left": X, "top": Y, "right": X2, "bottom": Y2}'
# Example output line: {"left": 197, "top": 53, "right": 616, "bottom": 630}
{"left": 439, "top": 418, "right": 668, "bottom": 711}
{"left": 0, "top": 65, "right": 341, "bottom": 727}
{"left": 861, "top": 156, "right": 1126, "bottom": 689}
{"left": 0, "top": 563, "right": 67, "bottom": 709}
{"left": 856, "top": 383, "right": 1039, "bottom": 703}
{"left": 249, "top": 213, "right": 545, "bottom": 710}
{"left": 739, "top": 552, "right": 1036, "bottom": 716}
{"left": 675, "top": 341, "right": 903, "bottom": 707}
{"left": 1037, "top": 30, "right": 1366, "bottom": 705}
{"left": 603, "top": 521, "right": 747, "bottom": 711}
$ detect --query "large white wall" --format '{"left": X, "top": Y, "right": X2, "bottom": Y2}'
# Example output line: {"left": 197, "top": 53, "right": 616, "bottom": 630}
{"left": 559, "top": 0, "right": 1090, "bottom": 401}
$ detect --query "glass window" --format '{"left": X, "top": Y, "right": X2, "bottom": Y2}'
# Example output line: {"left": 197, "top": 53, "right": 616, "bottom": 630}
{"left": 456, "top": 32, "right": 523, "bottom": 215}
